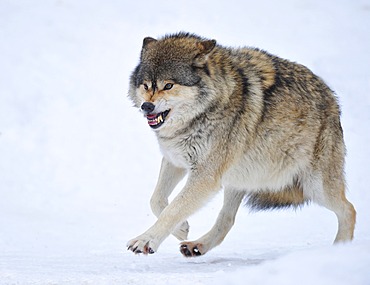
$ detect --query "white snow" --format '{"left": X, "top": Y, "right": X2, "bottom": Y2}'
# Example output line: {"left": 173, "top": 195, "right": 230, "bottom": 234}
{"left": 1, "top": 0, "right": 370, "bottom": 284}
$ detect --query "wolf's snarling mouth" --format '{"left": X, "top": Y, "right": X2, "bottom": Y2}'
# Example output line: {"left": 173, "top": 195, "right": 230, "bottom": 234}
{"left": 146, "top": 110, "right": 171, "bottom": 129}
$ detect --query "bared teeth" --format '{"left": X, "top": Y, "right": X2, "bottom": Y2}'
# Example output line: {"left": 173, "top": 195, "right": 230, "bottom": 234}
{"left": 146, "top": 110, "right": 170, "bottom": 128}
{"left": 148, "top": 115, "right": 160, "bottom": 125}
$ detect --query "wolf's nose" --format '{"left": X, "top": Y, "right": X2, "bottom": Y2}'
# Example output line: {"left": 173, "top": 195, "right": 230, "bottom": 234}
{"left": 141, "top": 102, "right": 155, "bottom": 114}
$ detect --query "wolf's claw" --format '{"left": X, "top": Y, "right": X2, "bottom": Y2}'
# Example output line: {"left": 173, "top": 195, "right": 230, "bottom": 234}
{"left": 180, "top": 244, "right": 192, "bottom": 257}
{"left": 192, "top": 247, "right": 201, "bottom": 256}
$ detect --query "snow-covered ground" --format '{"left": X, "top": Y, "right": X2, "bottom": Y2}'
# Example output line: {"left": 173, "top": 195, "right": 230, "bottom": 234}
{"left": 1, "top": 0, "right": 370, "bottom": 284}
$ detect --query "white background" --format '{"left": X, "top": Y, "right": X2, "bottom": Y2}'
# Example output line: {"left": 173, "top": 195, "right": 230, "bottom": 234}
{"left": 1, "top": 0, "right": 369, "bottom": 284}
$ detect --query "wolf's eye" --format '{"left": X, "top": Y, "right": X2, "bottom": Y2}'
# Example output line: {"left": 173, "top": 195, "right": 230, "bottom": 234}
{"left": 163, "top": 83, "right": 174, "bottom": 90}
{"left": 143, "top": 84, "right": 148, "bottom": 90}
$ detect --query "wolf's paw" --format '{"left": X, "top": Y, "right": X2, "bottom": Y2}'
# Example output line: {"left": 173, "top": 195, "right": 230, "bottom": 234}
{"left": 127, "top": 235, "right": 158, "bottom": 255}
{"left": 172, "top": 221, "right": 189, "bottom": 241}
{"left": 180, "top": 241, "right": 207, "bottom": 257}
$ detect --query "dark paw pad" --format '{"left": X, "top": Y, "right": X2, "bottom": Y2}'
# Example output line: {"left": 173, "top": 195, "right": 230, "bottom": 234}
{"left": 180, "top": 244, "right": 202, "bottom": 257}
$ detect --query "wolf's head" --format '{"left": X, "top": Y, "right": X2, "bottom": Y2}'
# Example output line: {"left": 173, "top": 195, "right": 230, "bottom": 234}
{"left": 128, "top": 33, "right": 216, "bottom": 130}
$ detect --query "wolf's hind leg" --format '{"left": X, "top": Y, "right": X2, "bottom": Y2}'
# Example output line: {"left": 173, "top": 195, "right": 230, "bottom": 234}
{"left": 304, "top": 173, "right": 356, "bottom": 243}
{"left": 323, "top": 179, "right": 356, "bottom": 243}
{"left": 150, "top": 158, "right": 188, "bottom": 240}
{"left": 180, "top": 189, "right": 245, "bottom": 257}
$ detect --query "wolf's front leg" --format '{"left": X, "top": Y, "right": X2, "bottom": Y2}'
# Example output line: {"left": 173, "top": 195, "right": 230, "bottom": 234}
{"left": 150, "top": 158, "right": 188, "bottom": 240}
{"left": 127, "top": 171, "right": 221, "bottom": 254}
{"left": 180, "top": 189, "right": 245, "bottom": 257}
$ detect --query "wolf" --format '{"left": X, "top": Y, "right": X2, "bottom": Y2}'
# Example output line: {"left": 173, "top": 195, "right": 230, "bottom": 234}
{"left": 127, "top": 32, "right": 356, "bottom": 257}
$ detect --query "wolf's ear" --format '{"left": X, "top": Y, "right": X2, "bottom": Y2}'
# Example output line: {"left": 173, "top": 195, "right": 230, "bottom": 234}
{"left": 198, "top": 40, "right": 216, "bottom": 54}
{"left": 142, "top": 37, "right": 157, "bottom": 49}
{"left": 194, "top": 39, "right": 216, "bottom": 67}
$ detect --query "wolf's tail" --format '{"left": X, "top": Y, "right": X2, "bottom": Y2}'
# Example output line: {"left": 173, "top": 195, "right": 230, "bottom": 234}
{"left": 245, "top": 184, "right": 309, "bottom": 211}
